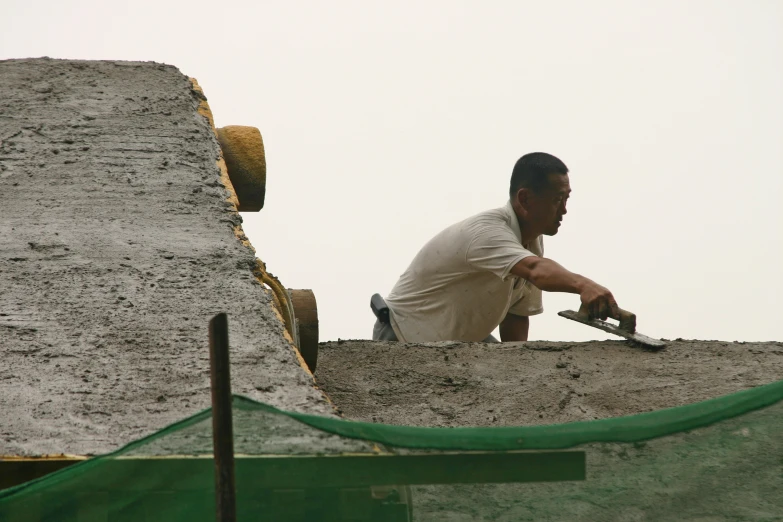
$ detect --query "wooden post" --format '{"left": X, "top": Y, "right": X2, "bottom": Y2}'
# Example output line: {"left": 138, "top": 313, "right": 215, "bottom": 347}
{"left": 209, "top": 313, "right": 236, "bottom": 522}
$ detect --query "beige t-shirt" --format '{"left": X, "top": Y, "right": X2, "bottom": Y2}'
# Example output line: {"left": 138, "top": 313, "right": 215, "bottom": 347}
{"left": 385, "top": 201, "right": 543, "bottom": 342}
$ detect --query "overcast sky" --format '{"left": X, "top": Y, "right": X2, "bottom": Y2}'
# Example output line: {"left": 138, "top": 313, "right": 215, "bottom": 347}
{"left": 3, "top": 1, "right": 781, "bottom": 343}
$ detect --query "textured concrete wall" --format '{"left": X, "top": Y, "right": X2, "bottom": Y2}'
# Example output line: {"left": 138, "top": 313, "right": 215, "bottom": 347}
{"left": 0, "top": 58, "right": 354, "bottom": 456}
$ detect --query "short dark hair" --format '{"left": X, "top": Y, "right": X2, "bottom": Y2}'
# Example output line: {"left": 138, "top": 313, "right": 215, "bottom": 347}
{"left": 509, "top": 152, "right": 569, "bottom": 198}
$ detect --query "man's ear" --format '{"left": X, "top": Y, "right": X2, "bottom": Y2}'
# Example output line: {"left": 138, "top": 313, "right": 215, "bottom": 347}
{"left": 515, "top": 187, "right": 532, "bottom": 210}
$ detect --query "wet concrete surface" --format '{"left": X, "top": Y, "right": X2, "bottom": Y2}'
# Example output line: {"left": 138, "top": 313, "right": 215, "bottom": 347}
{"left": 317, "top": 340, "right": 783, "bottom": 521}
{"left": 317, "top": 339, "right": 783, "bottom": 427}
{"left": 0, "top": 58, "right": 360, "bottom": 457}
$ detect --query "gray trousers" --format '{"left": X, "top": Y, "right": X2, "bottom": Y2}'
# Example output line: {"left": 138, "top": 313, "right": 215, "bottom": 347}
{"left": 372, "top": 318, "right": 499, "bottom": 343}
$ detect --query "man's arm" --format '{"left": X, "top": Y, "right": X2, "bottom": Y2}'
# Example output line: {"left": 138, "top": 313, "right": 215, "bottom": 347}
{"left": 499, "top": 313, "right": 529, "bottom": 342}
{"left": 510, "top": 256, "right": 619, "bottom": 320}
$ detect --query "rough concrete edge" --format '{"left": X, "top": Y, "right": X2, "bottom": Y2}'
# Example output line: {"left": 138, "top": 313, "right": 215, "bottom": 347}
{"left": 187, "top": 77, "right": 316, "bottom": 382}
{"left": 188, "top": 78, "right": 241, "bottom": 212}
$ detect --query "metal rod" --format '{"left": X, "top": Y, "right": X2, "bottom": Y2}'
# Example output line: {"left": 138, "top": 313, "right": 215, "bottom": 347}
{"left": 209, "top": 313, "right": 236, "bottom": 522}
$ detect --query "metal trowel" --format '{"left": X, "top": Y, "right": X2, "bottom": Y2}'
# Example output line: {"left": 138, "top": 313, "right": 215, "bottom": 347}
{"left": 558, "top": 304, "right": 666, "bottom": 349}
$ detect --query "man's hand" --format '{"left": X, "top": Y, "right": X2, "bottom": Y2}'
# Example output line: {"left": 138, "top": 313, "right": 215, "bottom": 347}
{"left": 511, "top": 256, "right": 620, "bottom": 320}
{"left": 579, "top": 281, "right": 619, "bottom": 321}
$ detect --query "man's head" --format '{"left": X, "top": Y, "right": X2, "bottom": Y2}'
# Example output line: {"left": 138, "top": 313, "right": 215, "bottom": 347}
{"left": 509, "top": 152, "right": 571, "bottom": 237}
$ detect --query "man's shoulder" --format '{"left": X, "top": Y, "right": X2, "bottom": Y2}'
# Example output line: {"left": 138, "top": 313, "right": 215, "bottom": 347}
{"left": 414, "top": 204, "right": 517, "bottom": 260}
{"left": 460, "top": 204, "right": 513, "bottom": 230}
{"left": 455, "top": 203, "right": 521, "bottom": 242}
{"left": 425, "top": 205, "right": 508, "bottom": 241}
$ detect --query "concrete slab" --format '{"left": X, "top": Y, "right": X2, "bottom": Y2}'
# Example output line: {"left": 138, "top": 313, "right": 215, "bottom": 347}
{"left": 0, "top": 58, "right": 363, "bottom": 457}
{"left": 316, "top": 339, "right": 783, "bottom": 426}
{"left": 316, "top": 340, "right": 783, "bottom": 520}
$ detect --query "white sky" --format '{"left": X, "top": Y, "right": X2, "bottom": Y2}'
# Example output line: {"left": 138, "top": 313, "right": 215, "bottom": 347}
{"left": 3, "top": 1, "right": 781, "bottom": 343}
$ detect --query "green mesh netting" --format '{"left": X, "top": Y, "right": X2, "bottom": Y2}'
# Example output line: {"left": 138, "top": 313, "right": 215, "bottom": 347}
{"left": 2, "top": 379, "right": 782, "bottom": 521}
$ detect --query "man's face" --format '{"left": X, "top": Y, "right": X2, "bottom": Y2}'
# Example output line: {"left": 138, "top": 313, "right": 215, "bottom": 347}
{"left": 527, "top": 173, "right": 571, "bottom": 236}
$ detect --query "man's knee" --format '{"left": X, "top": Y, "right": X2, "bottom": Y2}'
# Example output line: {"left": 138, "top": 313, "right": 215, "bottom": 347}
{"left": 372, "top": 319, "right": 398, "bottom": 341}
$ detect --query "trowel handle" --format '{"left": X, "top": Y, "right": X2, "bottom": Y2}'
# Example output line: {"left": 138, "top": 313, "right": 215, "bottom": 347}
{"left": 577, "top": 304, "right": 636, "bottom": 333}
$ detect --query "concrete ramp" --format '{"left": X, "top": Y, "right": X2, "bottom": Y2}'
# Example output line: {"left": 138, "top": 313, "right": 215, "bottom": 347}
{"left": 0, "top": 58, "right": 342, "bottom": 457}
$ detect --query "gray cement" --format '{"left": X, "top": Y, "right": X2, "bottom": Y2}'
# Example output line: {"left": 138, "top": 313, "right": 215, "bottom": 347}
{"left": 317, "top": 340, "right": 783, "bottom": 521}
{"left": 0, "top": 58, "right": 368, "bottom": 457}
{"left": 317, "top": 339, "right": 783, "bottom": 426}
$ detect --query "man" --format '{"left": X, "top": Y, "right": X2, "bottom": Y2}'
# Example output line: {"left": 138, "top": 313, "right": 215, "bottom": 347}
{"left": 372, "top": 152, "right": 620, "bottom": 342}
